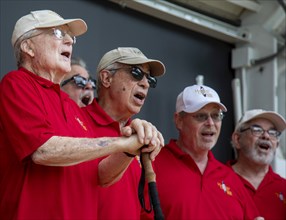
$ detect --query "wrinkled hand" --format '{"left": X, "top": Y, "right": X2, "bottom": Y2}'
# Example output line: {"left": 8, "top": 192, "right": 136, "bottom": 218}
{"left": 121, "top": 118, "right": 164, "bottom": 160}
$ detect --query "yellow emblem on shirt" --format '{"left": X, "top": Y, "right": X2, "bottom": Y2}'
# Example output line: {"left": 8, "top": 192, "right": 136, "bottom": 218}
{"left": 75, "top": 117, "right": 87, "bottom": 131}
{"left": 275, "top": 192, "right": 286, "bottom": 205}
{"left": 217, "top": 181, "right": 233, "bottom": 196}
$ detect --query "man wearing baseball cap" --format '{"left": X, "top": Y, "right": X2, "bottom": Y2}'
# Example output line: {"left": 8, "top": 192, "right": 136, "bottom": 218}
{"left": 0, "top": 11, "right": 164, "bottom": 220}
{"left": 83, "top": 47, "right": 165, "bottom": 220}
{"left": 229, "top": 109, "right": 286, "bottom": 220}
{"left": 142, "top": 84, "right": 263, "bottom": 220}
{"left": 11, "top": 9, "right": 87, "bottom": 48}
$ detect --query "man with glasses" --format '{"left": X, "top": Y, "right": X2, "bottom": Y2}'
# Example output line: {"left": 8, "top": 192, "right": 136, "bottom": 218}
{"left": 0, "top": 11, "right": 164, "bottom": 220}
{"left": 61, "top": 56, "right": 95, "bottom": 107}
{"left": 229, "top": 109, "right": 286, "bottom": 220}
{"left": 83, "top": 47, "right": 165, "bottom": 220}
{"left": 142, "top": 84, "right": 263, "bottom": 220}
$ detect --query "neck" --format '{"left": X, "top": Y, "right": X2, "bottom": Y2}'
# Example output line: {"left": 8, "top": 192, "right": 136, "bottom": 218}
{"left": 22, "top": 63, "right": 63, "bottom": 84}
{"left": 97, "top": 98, "right": 129, "bottom": 129}
{"left": 176, "top": 140, "right": 209, "bottom": 174}
{"left": 232, "top": 158, "right": 269, "bottom": 189}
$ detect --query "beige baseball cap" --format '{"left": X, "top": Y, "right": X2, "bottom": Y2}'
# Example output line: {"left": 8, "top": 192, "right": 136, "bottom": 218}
{"left": 235, "top": 109, "right": 286, "bottom": 132}
{"left": 176, "top": 84, "right": 227, "bottom": 113}
{"left": 96, "top": 47, "right": 165, "bottom": 77}
{"left": 11, "top": 10, "right": 87, "bottom": 47}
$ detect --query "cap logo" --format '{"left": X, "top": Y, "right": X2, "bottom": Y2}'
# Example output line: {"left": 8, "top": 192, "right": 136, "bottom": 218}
{"left": 195, "top": 86, "right": 213, "bottom": 98}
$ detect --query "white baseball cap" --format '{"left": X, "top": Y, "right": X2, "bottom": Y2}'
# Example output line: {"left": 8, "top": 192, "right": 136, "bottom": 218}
{"left": 12, "top": 10, "right": 87, "bottom": 47}
{"left": 96, "top": 47, "right": 165, "bottom": 77}
{"left": 235, "top": 109, "right": 286, "bottom": 132}
{"left": 176, "top": 84, "right": 227, "bottom": 113}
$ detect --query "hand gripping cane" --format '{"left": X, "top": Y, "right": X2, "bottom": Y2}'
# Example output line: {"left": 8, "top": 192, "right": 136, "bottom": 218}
{"left": 138, "top": 151, "right": 164, "bottom": 220}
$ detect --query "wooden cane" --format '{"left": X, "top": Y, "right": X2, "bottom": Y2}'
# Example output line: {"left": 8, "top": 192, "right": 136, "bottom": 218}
{"left": 141, "top": 152, "right": 164, "bottom": 220}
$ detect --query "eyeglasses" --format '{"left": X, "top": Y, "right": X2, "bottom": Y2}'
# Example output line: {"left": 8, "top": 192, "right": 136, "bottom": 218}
{"left": 191, "top": 112, "right": 224, "bottom": 122}
{"left": 240, "top": 125, "right": 281, "bottom": 139}
{"left": 61, "top": 75, "right": 96, "bottom": 89}
{"left": 29, "top": 28, "right": 76, "bottom": 44}
{"left": 108, "top": 66, "right": 157, "bottom": 88}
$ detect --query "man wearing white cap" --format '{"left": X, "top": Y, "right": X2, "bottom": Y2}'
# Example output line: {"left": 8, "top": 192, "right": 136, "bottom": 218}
{"left": 0, "top": 11, "right": 163, "bottom": 220}
{"left": 83, "top": 47, "right": 166, "bottom": 220}
{"left": 142, "top": 85, "right": 263, "bottom": 220}
{"left": 229, "top": 109, "right": 286, "bottom": 220}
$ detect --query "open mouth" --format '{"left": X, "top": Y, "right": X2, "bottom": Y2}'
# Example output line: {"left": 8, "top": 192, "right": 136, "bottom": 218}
{"left": 61, "top": 51, "right": 70, "bottom": 59}
{"left": 134, "top": 92, "right": 146, "bottom": 101}
{"left": 258, "top": 142, "right": 270, "bottom": 150}
{"left": 81, "top": 95, "right": 91, "bottom": 106}
{"left": 202, "top": 131, "right": 215, "bottom": 136}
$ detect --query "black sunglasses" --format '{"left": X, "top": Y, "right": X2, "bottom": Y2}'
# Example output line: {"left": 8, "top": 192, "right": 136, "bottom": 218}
{"left": 108, "top": 66, "right": 157, "bottom": 88}
{"left": 61, "top": 75, "right": 96, "bottom": 89}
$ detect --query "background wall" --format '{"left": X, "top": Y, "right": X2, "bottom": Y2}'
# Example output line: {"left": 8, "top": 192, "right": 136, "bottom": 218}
{"left": 0, "top": 0, "right": 235, "bottom": 162}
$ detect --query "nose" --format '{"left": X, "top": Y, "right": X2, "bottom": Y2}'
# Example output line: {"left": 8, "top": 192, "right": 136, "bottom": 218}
{"left": 205, "top": 115, "right": 215, "bottom": 125}
{"left": 84, "top": 81, "right": 94, "bottom": 90}
{"left": 138, "top": 74, "right": 150, "bottom": 88}
{"left": 260, "top": 130, "right": 271, "bottom": 139}
{"left": 63, "top": 34, "right": 74, "bottom": 45}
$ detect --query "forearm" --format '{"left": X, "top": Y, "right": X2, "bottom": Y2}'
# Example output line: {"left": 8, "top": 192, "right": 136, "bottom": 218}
{"left": 31, "top": 136, "right": 131, "bottom": 166}
{"left": 98, "top": 153, "right": 134, "bottom": 187}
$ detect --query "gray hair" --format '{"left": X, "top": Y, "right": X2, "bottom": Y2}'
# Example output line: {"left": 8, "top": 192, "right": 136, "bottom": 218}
{"left": 96, "top": 62, "right": 123, "bottom": 95}
{"left": 71, "top": 56, "right": 87, "bottom": 69}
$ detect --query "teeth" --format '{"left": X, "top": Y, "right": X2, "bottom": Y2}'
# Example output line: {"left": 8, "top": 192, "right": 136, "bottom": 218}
{"left": 259, "top": 144, "right": 270, "bottom": 149}
{"left": 135, "top": 93, "right": 145, "bottom": 100}
{"left": 135, "top": 95, "right": 143, "bottom": 100}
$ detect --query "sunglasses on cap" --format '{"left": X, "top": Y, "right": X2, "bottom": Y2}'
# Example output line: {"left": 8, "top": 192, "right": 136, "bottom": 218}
{"left": 108, "top": 66, "right": 157, "bottom": 88}
{"left": 61, "top": 75, "right": 96, "bottom": 89}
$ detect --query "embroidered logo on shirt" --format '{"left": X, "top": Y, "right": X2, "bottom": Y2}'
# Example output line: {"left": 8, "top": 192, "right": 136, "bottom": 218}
{"left": 275, "top": 192, "right": 286, "bottom": 205}
{"left": 217, "top": 181, "right": 232, "bottom": 196}
{"left": 75, "top": 117, "right": 87, "bottom": 131}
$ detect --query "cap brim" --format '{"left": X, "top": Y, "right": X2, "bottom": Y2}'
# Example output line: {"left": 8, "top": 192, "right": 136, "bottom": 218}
{"left": 119, "top": 57, "right": 165, "bottom": 77}
{"left": 185, "top": 101, "right": 227, "bottom": 113}
{"left": 246, "top": 112, "right": 286, "bottom": 132}
{"left": 37, "top": 18, "right": 87, "bottom": 36}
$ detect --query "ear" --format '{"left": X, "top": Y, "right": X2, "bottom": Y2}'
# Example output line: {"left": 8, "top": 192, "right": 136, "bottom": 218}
{"left": 20, "top": 39, "right": 35, "bottom": 57}
{"left": 232, "top": 132, "right": 241, "bottom": 150}
{"left": 276, "top": 139, "right": 280, "bottom": 148}
{"left": 174, "top": 112, "right": 183, "bottom": 131}
{"left": 99, "top": 70, "right": 112, "bottom": 88}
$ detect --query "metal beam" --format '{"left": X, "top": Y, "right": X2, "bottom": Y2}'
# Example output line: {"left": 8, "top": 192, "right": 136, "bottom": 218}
{"left": 109, "top": 0, "right": 251, "bottom": 44}
{"left": 226, "top": 0, "right": 261, "bottom": 12}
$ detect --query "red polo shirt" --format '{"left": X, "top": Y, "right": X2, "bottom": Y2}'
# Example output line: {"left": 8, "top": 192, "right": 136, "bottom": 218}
{"left": 227, "top": 161, "right": 286, "bottom": 220}
{"left": 145, "top": 139, "right": 260, "bottom": 220}
{"left": 0, "top": 68, "right": 99, "bottom": 220}
{"left": 85, "top": 99, "right": 142, "bottom": 220}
